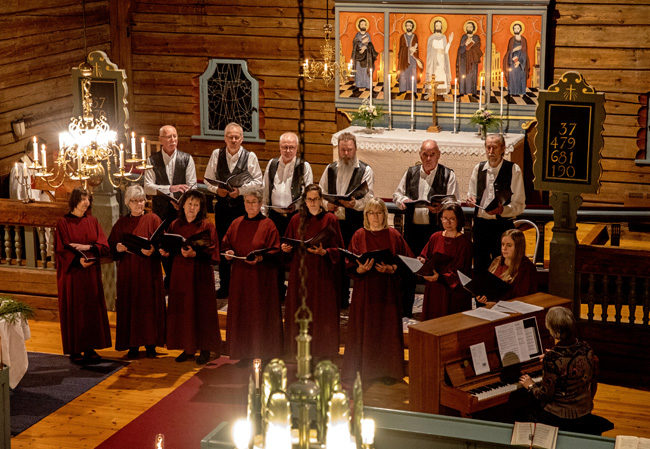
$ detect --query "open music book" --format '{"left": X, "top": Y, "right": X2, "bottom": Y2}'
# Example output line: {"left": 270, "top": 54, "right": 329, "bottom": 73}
{"left": 511, "top": 422, "right": 558, "bottom": 449}
{"left": 396, "top": 253, "right": 453, "bottom": 277}
{"left": 404, "top": 195, "right": 456, "bottom": 208}
{"left": 476, "top": 189, "right": 513, "bottom": 213}
{"left": 266, "top": 197, "right": 301, "bottom": 214}
{"left": 458, "top": 270, "right": 510, "bottom": 301}
{"left": 66, "top": 245, "right": 97, "bottom": 263}
{"left": 121, "top": 217, "right": 172, "bottom": 256}
{"left": 281, "top": 225, "right": 337, "bottom": 248}
{"left": 160, "top": 230, "right": 212, "bottom": 254}
{"left": 338, "top": 248, "right": 395, "bottom": 265}
{"left": 220, "top": 247, "right": 279, "bottom": 261}
{"left": 204, "top": 172, "right": 253, "bottom": 193}
{"left": 495, "top": 317, "right": 543, "bottom": 367}
{"left": 615, "top": 436, "right": 650, "bottom": 449}
{"left": 322, "top": 181, "right": 369, "bottom": 206}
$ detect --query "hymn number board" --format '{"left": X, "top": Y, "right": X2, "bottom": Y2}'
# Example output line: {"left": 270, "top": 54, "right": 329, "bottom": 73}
{"left": 534, "top": 72, "right": 605, "bottom": 194}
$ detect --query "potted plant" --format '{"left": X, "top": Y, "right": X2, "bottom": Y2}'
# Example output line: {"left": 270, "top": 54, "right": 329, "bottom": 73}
{"left": 470, "top": 108, "right": 501, "bottom": 139}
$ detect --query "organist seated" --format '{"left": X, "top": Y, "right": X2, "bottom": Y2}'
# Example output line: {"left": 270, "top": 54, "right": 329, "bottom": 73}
{"left": 518, "top": 306, "right": 600, "bottom": 433}
{"left": 476, "top": 229, "right": 537, "bottom": 307}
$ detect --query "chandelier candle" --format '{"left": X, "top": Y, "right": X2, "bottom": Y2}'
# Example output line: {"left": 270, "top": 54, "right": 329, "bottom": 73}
{"left": 33, "top": 137, "right": 38, "bottom": 163}
{"left": 119, "top": 144, "right": 124, "bottom": 169}
{"left": 131, "top": 132, "right": 136, "bottom": 159}
{"left": 141, "top": 137, "right": 146, "bottom": 161}
{"left": 41, "top": 145, "right": 46, "bottom": 170}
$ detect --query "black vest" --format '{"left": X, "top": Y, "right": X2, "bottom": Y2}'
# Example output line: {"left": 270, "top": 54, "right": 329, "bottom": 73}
{"left": 150, "top": 150, "right": 191, "bottom": 219}
{"left": 266, "top": 157, "right": 305, "bottom": 204}
{"left": 405, "top": 164, "right": 452, "bottom": 201}
{"left": 476, "top": 159, "right": 514, "bottom": 212}
{"left": 216, "top": 147, "right": 250, "bottom": 181}
{"left": 326, "top": 160, "right": 368, "bottom": 195}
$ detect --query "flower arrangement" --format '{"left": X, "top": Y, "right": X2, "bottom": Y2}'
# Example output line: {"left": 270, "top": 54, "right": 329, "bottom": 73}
{"left": 351, "top": 99, "right": 384, "bottom": 130}
{"left": 470, "top": 108, "right": 501, "bottom": 138}
{"left": 0, "top": 296, "right": 33, "bottom": 324}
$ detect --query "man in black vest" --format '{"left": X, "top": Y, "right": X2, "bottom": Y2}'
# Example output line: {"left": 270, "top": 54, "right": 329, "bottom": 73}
{"left": 393, "top": 139, "right": 458, "bottom": 317}
{"left": 393, "top": 139, "right": 458, "bottom": 255}
{"left": 144, "top": 125, "right": 197, "bottom": 289}
{"left": 319, "top": 132, "right": 374, "bottom": 308}
{"left": 204, "top": 122, "right": 263, "bottom": 298}
{"left": 467, "top": 134, "right": 526, "bottom": 272}
{"left": 262, "top": 132, "right": 313, "bottom": 236}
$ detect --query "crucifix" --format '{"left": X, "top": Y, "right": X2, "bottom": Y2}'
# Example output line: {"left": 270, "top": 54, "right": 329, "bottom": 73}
{"left": 427, "top": 74, "right": 444, "bottom": 133}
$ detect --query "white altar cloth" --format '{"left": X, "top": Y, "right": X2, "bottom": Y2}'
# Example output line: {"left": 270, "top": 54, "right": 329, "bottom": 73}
{"left": 0, "top": 314, "right": 31, "bottom": 388}
{"left": 331, "top": 126, "right": 524, "bottom": 199}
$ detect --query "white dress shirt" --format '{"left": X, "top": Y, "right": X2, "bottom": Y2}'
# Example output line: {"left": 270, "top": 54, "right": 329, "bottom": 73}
{"left": 203, "top": 146, "right": 263, "bottom": 196}
{"left": 393, "top": 165, "right": 458, "bottom": 224}
{"left": 262, "top": 157, "right": 313, "bottom": 208}
{"left": 144, "top": 149, "right": 197, "bottom": 195}
{"left": 467, "top": 159, "right": 526, "bottom": 219}
{"left": 319, "top": 159, "right": 374, "bottom": 219}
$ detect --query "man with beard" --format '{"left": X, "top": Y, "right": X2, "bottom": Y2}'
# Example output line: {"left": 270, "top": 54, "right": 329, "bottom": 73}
{"left": 456, "top": 21, "right": 482, "bottom": 95}
{"left": 503, "top": 22, "right": 529, "bottom": 95}
{"left": 425, "top": 19, "right": 453, "bottom": 95}
{"left": 397, "top": 19, "right": 420, "bottom": 93}
{"left": 320, "top": 132, "right": 374, "bottom": 307}
{"left": 351, "top": 18, "right": 378, "bottom": 90}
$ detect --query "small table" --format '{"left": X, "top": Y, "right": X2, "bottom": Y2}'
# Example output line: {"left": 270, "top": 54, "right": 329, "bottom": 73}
{"left": 331, "top": 126, "right": 525, "bottom": 199}
{"left": 0, "top": 315, "right": 31, "bottom": 388}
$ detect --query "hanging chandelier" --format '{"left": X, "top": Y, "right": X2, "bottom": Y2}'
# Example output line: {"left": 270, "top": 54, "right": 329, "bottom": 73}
{"left": 301, "top": 0, "right": 354, "bottom": 85}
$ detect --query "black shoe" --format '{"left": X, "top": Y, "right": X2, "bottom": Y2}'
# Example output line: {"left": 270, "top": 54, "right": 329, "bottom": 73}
{"left": 83, "top": 349, "right": 102, "bottom": 364}
{"left": 175, "top": 352, "right": 193, "bottom": 362}
{"left": 70, "top": 353, "right": 83, "bottom": 364}
{"left": 127, "top": 347, "right": 140, "bottom": 359}
{"left": 216, "top": 288, "right": 229, "bottom": 299}
{"left": 145, "top": 345, "right": 158, "bottom": 358}
{"left": 196, "top": 350, "right": 211, "bottom": 365}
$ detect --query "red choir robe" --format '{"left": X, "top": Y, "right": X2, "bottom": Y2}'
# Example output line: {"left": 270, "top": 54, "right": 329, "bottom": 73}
{"left": 165, "top": 218, "right": 221, "bottom": 355}
{"left": 55, "top": 213, "right": 111, "bottom": 354}
{"left": 283, "top": 211, "right": 344, "bottom": 358}
{"left": 222, "top": 214, "right": 282, "bottom": 360}
{"left": 343, "top": 227, "right": 413, "bottom": 382}
{"left": 108, "top": 212, "right": 165, "bottom": 351}
{"left": 419, "top": 231, "right": 473, "bottom": 319}
{"left": 490, "top": 256, "right": 538, "bottom": 300}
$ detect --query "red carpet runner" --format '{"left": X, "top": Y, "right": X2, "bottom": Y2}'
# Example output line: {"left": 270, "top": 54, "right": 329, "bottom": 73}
{"left": 96, "top": 357, "right": 248, "bottom": 449}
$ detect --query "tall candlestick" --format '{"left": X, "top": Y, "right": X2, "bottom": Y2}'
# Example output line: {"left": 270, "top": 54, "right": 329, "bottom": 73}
{"left": 141, "top": 137, "right": 146, "bottom": 161}
{"left": 453, "top": 78, "right": 458, "bottom": 132}
{"left": 131, "top": 132, "right": 136, "bottom": 158}
{"left": 33, "top": 137, "right": 38, "bottom": 163}
{"left": 410, "top": 76, "right": 415, "bottom": 120}
{"left": 369, "top": 68, "right": 373, "bottom": 108}
{"left": 500, "top": 71, "right": 504, "bottom": 133}
{"left": 479, "top": 75, "right": 484, "bottom": 110}
{"left": 41, "top": 144, "right": 46, "bottom": 170}
{"left": 388, "top": 74, "right": 392, "bottom": 116}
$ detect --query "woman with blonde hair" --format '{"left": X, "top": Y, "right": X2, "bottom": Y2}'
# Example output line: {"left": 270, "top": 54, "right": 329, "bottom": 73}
{"left": 342, "top": 198, "right": 413, "bottom": 384}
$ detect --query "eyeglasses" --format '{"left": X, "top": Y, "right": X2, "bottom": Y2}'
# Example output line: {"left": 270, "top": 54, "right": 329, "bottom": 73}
{"left": 441, "top": 217, "right": 457, "bottom": 222}
{"left": 367, "top": 211, "right": 384, "bottom": 216}
{"left": 129, "top": 198, "right": 146, "bottom": 203}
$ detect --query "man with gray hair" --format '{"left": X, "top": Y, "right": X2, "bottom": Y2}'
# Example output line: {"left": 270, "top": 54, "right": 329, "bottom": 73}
{"left": 262, "top": 132, "right": 313, "bottom": 236}
{"left": 204, "top": 122, "right": 263, "bottom": 298}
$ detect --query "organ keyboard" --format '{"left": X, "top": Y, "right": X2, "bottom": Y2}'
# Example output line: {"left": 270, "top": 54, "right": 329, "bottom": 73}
{"left": 409, "top": 293, "right": 571, "bottom": 416}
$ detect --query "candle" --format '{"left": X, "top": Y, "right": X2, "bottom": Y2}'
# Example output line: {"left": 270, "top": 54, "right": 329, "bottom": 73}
{"left": 131, "top": 132, "right": 136, "bottom": 158}
{"left": 33, "top": 137, "right": 38, "bottom": 163}
{"left": 361, "top": 418, "right": 376, "bottom": 445}
{"left": 253, "top": 358, "right": 261, "bottom": 390}
{"left": 23, "top": 161, "right": 28, "bottom": 177}
{"left": 77, "top": 153, "right": 81, "bottom": 172}
{"left": 232, "top": 420, "right": 252, "bottom": 449}
{"left": 141, "top": 137, "right": 146, "bottom": 161}
{"left": 369, "top": 68, "right": 373, "bottom": 108}
{"left": 500, "top": 71, "right": 504, "bottom": 115}
{"left": 41, "top": 144, "right": 47, "bottom": 169}
{"left": 388, "top": 73, "right": 392, "bottom": 118}
{"left": 479, "top": 75, "right": 484, "bottom": 110}
{"left": 119, "top": 144, "right": 124, "bottom": 169}
{"left": 411, "top": 76, "right": 415, "bottom": 120}
{"left": 453, "top": 77, "right": 458, "bottom": 129}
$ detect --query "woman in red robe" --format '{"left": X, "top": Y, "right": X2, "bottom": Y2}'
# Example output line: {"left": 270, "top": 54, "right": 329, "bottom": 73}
{"left": 223, "top": 187, "right": 282, "bottom": 362}
{"left": 419, "top": 202, "right": 472, "bottom": 319}
{"left": 281, "top": 184, "right": 344, "bottom": 359}
{"left": 55, "top": 187, "right": 111, "bottom": 363}
{"left": 108, "top": 185, "right": 165, "bottom": 359}
{"left": 477, "top": 228, "right": 538, "bottom": 306}
{"left": 343, "top": 198, "right": 413, "bottom": 384}
{"left": 160, "top": 190, "right": 221, "bottom": 365}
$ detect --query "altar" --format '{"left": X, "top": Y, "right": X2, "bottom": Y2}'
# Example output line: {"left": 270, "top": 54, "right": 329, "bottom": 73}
{"left": 331, "top": 126, "right": 525, "bottom": 199}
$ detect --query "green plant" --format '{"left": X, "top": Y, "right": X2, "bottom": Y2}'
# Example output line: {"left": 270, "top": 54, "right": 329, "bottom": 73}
{"left": 469, "top": 108, "right": 501, "bottom": 130}
{"left": 351, "top": 99, "right": 384, "bottom": 129}
{"left": 0, "top": 296, "right": 34, "bottom": 324}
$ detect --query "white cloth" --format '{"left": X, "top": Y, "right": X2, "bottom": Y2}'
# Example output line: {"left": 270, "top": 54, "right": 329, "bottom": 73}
{"left": 467, "top": 159, "right": 526, "bottom": 219}
{"left": 203, "top": 147, "right": 263, "bottom": 196}
{"left": 262, "top": 157, "right": 313, "bottom": 210}
{"left": 10, "top": 157, "right": 52, "bottom": 202}
{"left": 393, "top": 165, "right": 458, "bottom": 224}
{"left": 319, "top": 159, "right": 374, "bottom": 219}
{"left": 0, "top": 316, "right": 31, "bottom": 388}
{"left": 143, "top": 149, "right": 197, "bottom": 195}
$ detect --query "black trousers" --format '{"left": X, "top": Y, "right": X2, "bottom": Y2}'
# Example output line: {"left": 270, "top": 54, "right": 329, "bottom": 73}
{"left": 215, "top": 197, "right": 245, "bottom": 295}
{"left": 472, "top": 217, "right": 514, "bottom": 273}
{"left": 338, "top": 209, "right": 364, "bottom": 308}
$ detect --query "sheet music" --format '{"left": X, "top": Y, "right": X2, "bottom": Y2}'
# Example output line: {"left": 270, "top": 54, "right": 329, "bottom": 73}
{"left": 495, "top": 318, "right": 542, "bottom": 366}
{"left": 462, "top": 308, "right": 509, "bottom": 321}
{"left": 470, "top": 342, "right": 490, "bottom": 375}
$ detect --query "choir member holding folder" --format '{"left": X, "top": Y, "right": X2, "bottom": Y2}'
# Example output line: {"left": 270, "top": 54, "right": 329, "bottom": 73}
{"left": 222, "top": 188, "right": 283, "bottom": 362}
{"left": 417, "top": 202, "right": 472, "bottom": 319}
{"left": 160, "top": 190, "right": 221, "bottom": 365}
{"left": 342, "top": 198, "right": 413, "bottom": 384}
{"left": 476, "top": 229, "right": 537, "bottom": 306}
{"left": 280, "top": 184, "right": 344, "bottom": 359}
{"left": 55, "top": 187, "right": 111, "bottom": 364}
{"left": 108, "top": 186, "right": 165, "bottom": 359}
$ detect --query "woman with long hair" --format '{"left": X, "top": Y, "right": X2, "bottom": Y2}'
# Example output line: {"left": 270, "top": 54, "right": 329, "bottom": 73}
{"left": 280, "top": 183, "right": 344, "bottom": 359}
{"left": 55, "top": 187, "right": 111, "bottom": 363}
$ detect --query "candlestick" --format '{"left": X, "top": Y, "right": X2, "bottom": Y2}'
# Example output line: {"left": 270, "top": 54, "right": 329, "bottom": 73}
{"left": 253, "top": 358, "right": 261, "bottom": 390}
{"left": 33, "top": 137, "right": 38, "bottom": 163}
{"left": 500, "top": 72, "right": 504, "bottom": 133}
{"left": 387, "top": 73, "right": 392, "bottom": 130}
{"left": 479, "top": 75, "right": 484, "bottom": 110}
{"left": 453, "top": 78, "right": 458, "bottom": 133}
{"left": 141, "top": 137, "right": 147, "bottom": 161}
{"left": 411, "top": 76, "right": 415, "bottom": 119}
{"left": 23, "top": 161, "right": 28, "bottom": 177}
{"left": 41, "top": 144, "right": 47, "bottom": 170}
{"left": 131, "top": 132, "right": 137, "bottom": 158}
{"left": 369, "top": 68, "right": 373, "bottom": 108}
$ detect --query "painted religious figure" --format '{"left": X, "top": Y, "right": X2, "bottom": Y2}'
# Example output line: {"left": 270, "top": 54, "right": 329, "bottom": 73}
{"left": 397, "top": 19, "right": 421, "bottom": 93}
{"left": 425, "top": 17, "right": 453, "bottom": 95}
{"left": 456, "top": 20, "right": 482, "bottom": 95}
{"left": 351, "top": 17, "right": 378, "bottom": 90}
{"left": 503, "top": 21, "right": 529, "bottom": 95}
